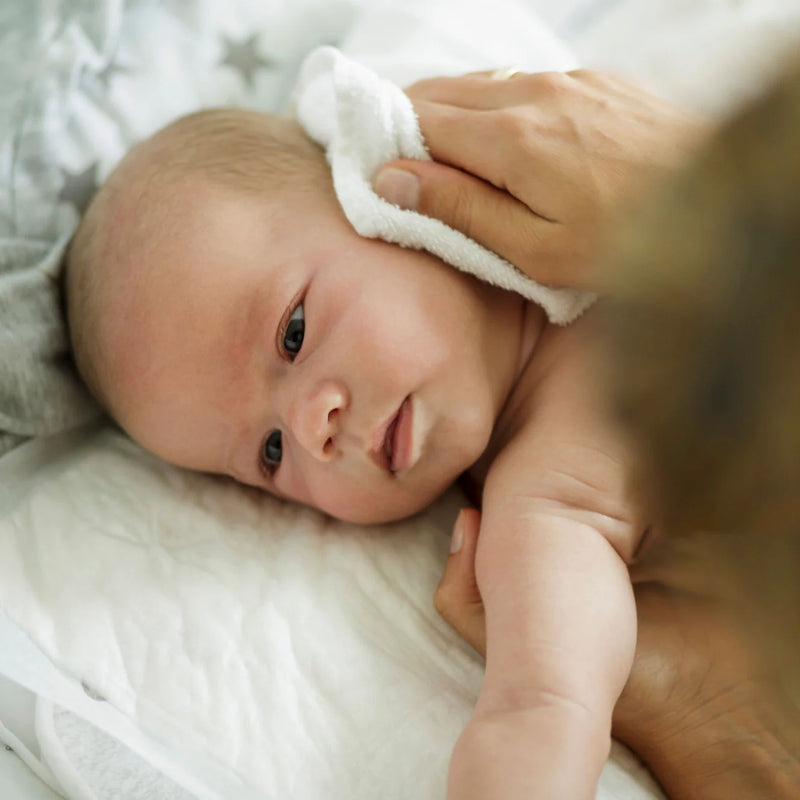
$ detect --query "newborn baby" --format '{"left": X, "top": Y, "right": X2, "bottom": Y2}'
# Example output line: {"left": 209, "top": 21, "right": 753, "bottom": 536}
{"left": 66, "top": 108, "right": 643, "bottom": 799}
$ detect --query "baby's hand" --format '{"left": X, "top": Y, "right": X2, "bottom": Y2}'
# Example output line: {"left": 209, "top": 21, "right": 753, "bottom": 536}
{"left": 436, "top": 518, "right": 800, "bottom": 800}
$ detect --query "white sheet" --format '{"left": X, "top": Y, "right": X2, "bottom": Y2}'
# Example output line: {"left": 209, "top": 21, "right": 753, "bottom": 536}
{"left": 0, "top": 745, "right": 62, "bottom": 800}
{"left": 2, "top": 1, "right": 800, "bottom": 799}
{"left": 0, "top": 426, "right": 662, "bottom": 800}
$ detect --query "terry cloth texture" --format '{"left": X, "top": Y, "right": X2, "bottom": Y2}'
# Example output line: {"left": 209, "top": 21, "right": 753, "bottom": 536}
{"left": 294, "top": 46, "right": 596, "bottom": 326}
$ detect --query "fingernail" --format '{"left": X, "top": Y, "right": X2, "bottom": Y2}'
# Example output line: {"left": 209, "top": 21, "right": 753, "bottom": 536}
{"left": 450, "top": 511, "right": 464, "bottom": 554}
{"left": 373, "top": 167, "right": 420, "bottom": 211}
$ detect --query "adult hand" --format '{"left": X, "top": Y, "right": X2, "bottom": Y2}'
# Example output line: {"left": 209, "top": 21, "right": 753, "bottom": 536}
{"left": 618, "top": 536, "right": 800, "bottom": 800}
{"left": 434, "top": 507, "right": 485, "bottom": 655}
{"left": 435, "top": 514, "right": 800, "bottom": 800}
{"left": 373, "top": 70, "right": 708, "bottom": 290}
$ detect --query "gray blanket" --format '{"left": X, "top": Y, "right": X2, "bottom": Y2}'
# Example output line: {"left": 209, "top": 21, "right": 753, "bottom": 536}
{"left": 0, "top": 236, "right": 100, "bottom": 455}
{"left": 0, "top": 2, "right": 113, "bottom": 455}
{"left": 0, "top": 0, "right": 352, "bottom": 457}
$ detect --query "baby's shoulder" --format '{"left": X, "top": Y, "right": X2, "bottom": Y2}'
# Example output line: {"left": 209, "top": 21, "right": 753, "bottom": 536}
{"left": 480, "top": 313, "right": 641, "bottom": 558}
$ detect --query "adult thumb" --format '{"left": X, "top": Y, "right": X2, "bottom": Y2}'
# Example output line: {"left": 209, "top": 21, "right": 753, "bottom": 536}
{"left": 373, "top": 159, "right": 488, "bottom": 233}
{"left": 434, "top": 507, "right": 486, "bottom": 657}
{"left": 373, "top": 159, "right": 557, "bottom": 285}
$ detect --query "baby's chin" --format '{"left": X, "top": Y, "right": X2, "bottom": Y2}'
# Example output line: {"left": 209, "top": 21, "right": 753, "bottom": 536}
{"left": 319, "top": 479, "right": 454, "bottom": 526}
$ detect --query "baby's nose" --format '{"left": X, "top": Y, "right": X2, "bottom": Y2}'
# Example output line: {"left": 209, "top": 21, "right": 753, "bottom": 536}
{"left": 288, "top": 379, "right": 349, "bottom": 461}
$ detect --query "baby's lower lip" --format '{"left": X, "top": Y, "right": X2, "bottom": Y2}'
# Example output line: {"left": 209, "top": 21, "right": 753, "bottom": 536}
{"left": 389, "top": 396, "right": 413, "bottom": 473}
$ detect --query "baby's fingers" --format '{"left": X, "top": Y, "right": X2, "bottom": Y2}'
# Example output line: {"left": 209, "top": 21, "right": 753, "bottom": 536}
{"left": 434, "top": 508, "right": 487, "bottom": 658}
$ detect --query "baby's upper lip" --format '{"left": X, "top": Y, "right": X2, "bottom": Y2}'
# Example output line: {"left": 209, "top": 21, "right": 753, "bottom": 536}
{"left": 369, "top": 403, "right": 401, "bottom": 473}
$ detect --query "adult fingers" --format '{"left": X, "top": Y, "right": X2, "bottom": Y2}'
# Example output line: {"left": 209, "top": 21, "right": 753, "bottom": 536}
{"left": 409, "top": 99, "right": 512, "bottom": 189}
{"left": 411, "top": 98, "right": 584, "bottom": 230}
{"left": 434, "top": 508, "right": 487, "bottom": 658}
{"left": 373, "top": 158, "right": 588, "bottom": 288}
{"left": 406, "top": 70, "right": 643, "bottom": 112}
{"left": 405, "top": 70, "right": 545, "bottom": 110}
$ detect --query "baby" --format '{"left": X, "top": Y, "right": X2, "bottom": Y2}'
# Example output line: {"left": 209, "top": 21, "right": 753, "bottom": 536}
{"left": 65, "top": 108, "right": 644, "bottom": 799}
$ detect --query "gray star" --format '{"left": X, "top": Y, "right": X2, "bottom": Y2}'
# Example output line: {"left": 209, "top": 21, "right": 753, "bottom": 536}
{"left": 219, "top": 33, "right": 275, "bottom": 87}
{"left": 58, "top": 162, "right": 99, "bottom": 214}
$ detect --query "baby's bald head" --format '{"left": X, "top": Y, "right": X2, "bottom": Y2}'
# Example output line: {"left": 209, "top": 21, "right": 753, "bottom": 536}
{"left": 65, "top": 109, "right": 330, "bottom": 417}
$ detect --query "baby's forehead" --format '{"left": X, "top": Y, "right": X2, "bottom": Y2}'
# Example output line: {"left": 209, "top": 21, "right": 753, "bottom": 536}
{"left": 102, "top": 143, "right": 362, "bottom": 319}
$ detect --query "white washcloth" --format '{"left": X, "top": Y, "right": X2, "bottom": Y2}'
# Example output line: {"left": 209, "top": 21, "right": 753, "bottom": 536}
{"left": 295, "top": 46, "right": 595, "bottom": 325}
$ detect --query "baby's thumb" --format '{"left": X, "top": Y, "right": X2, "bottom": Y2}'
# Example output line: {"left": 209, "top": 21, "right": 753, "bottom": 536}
{"left": 434, "top": 508, "right": 486, "bottom": 657}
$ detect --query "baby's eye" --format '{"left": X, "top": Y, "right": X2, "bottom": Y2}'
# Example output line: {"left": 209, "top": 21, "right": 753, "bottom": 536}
{"left": 261, "top": 430, "right": 282, "bottom": 471}
{"left": 283, "top": 303, "right": 305, "bottom": 360}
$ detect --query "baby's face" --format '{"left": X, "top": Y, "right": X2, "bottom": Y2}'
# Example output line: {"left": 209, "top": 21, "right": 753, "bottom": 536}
{"left": 105, "top": 178, "right": 524, "bottom": 523}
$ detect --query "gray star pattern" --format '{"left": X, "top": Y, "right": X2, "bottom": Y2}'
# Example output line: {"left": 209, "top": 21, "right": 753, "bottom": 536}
{"left": 58, "top": 162, "right": 99, "bottom": 214}
{"left": 219, "top": 33, "right": 275, "bottom": 87}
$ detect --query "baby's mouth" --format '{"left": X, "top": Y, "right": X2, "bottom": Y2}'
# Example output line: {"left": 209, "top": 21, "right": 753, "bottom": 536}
{"left": 383, "top": 413, "right": 399, "bottom": 470}
{"left": 370, "top": 395, "right": 414, "bottom": 475}
{"left": 384, "top": 396, "right": 413, "bottom": 474}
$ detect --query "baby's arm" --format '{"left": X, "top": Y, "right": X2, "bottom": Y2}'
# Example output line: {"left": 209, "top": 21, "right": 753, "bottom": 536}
{"left": 447, "top": 480, "right": 637, "bottom": 798}
{"left": 447, "top": 324, "right": 640, "bottom": 799}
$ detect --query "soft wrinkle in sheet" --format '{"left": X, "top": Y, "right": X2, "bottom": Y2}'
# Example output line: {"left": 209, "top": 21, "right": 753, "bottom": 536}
{"left": 0, "top": 426, "right": 481, "bottom": 798}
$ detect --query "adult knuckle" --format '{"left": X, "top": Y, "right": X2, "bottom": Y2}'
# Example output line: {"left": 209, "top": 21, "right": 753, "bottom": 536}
{"left": 495, "top": 108, "right": 546, "bottom": 172}
{"left": 532, "top": 70, "right": 574, "bottom": 98}
{"left": 566, "top": 68, "right": 597, "bottom": 83}
{"left": 496, "top": 107, "right": 529, "bottom": 143}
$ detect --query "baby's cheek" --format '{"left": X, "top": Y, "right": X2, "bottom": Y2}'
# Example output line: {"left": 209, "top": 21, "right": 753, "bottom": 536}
{"left": 307, "top": 480, "right": 404, "bottom": 525}
{"left": 287, "top": 466, "right": 358, "bottom": 521}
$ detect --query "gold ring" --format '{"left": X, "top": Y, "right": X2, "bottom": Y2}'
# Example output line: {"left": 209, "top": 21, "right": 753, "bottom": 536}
{"left": 490, "top": 66, "right": 522, "bottom": 81}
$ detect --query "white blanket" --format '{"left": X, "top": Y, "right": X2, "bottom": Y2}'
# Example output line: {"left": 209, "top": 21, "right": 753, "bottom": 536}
{"left": 2, "top": 1, "right": 800, "bottom": 799}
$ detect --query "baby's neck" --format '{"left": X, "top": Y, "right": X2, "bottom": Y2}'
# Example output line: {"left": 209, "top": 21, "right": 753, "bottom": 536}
{"left": 465, "top": 300, "right": 547, "bottom": 493}
{"left": 514, "top": 300, "right": 547, "bottom": 385}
